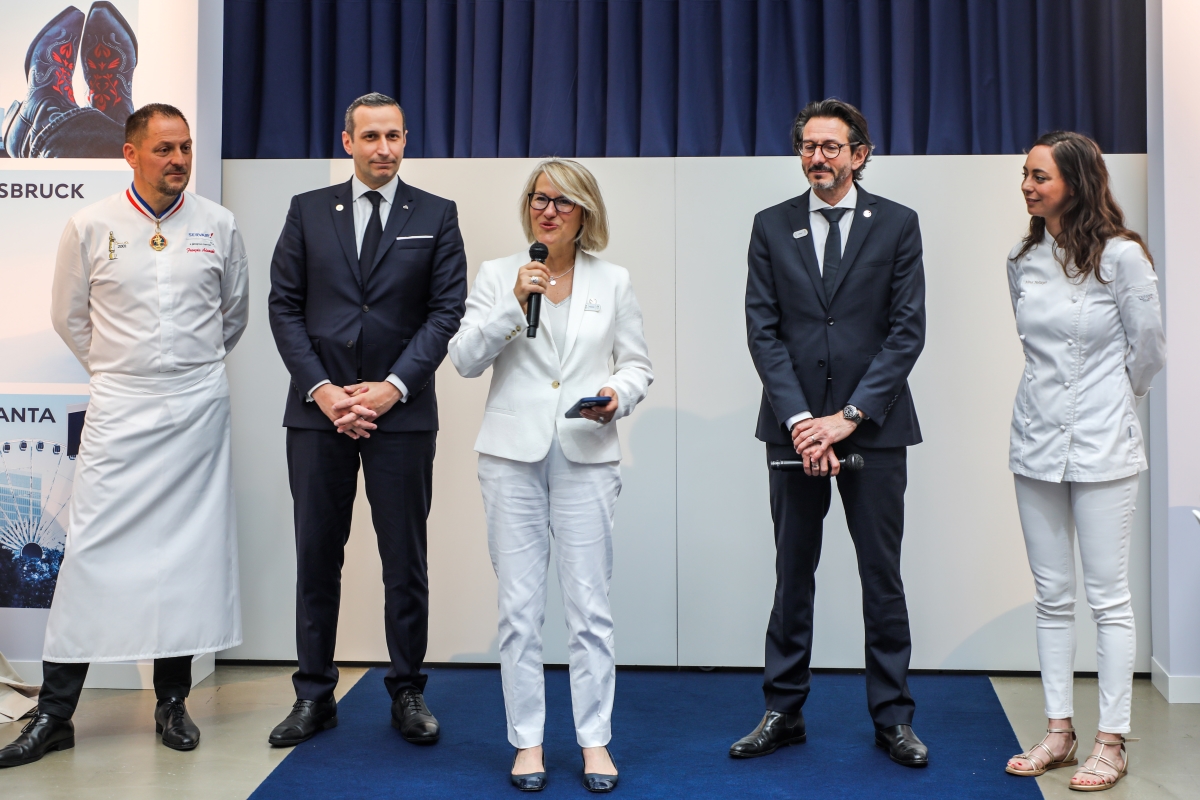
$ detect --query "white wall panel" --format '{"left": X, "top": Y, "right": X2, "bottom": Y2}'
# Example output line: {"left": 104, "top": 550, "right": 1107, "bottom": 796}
{"left": 220, "top": 154, "right": 1149, "bottom": 672}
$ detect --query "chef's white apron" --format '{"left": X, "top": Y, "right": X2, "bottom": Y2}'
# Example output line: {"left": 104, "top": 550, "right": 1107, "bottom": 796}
{"left": 43, "top": 362, "right": 242, "bottom": 662}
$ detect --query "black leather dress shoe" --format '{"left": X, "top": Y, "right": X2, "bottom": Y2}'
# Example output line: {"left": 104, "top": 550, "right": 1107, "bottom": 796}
{"left": 0, "top": 712, "right": 74, "bottom": 768}
{"left": 875, "top": 724, "right": 929, "bottom": 767}
{"left": 510, "top": 749, "right": 547, "bottom": 792}
{"left": 582, "top": 747, "right": 618, "bottom": 793}
{"left": 154, "top": 697, "right": 200, "bottom": 751}
{"left": 268, "top": 698, "right": 338, "bottom": 747}
{"left": 729, "top": 710, "right": 806, "bottom": 758}
{"left": 391, "top": 689, "right": 439, "bottom": 744}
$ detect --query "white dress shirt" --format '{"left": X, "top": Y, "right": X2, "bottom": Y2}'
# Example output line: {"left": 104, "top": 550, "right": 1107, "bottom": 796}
{"left": 784, "top": 184, "right": 860, "bottom": 432}
{"left": 307, "top": 173, "right": 408, "bottom": 402}
{"left": 1008, "top": 233, "right": 1165, "bottom": 482}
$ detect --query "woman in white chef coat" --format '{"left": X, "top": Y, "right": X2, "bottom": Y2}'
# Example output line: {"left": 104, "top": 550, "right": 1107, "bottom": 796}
{"left": 1004, "top": 132, "right": 1164, "bottom": 791}
{"left": 448, "top": 159, "right": 652, "bottom": 793}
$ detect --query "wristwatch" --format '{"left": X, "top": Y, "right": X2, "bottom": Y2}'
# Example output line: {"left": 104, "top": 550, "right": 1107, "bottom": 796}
{"left": 843, "top": 404, "right": 863, "bottom": 425}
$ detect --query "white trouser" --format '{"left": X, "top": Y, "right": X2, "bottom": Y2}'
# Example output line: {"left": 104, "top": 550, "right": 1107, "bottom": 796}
{"left": 1013, "top": 473, "right": 1139, "bottom": 734}
{"left": 478, "top": 437, "right": 621, "bottom": 749}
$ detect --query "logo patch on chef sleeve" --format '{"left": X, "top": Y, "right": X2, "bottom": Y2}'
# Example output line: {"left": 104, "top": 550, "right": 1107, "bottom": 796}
{"left": 1131, "top": 285, "right": 1157, "bottom": 301}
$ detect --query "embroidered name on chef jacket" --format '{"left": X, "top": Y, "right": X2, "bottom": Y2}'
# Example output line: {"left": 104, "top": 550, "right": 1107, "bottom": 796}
{"left": 186, "top": 231, "right": 217, "bottom": 254}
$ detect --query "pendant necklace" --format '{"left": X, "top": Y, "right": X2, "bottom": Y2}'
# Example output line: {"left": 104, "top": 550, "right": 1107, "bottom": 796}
{"left": 548, "top": 264, "right": 575, "bottom": 286}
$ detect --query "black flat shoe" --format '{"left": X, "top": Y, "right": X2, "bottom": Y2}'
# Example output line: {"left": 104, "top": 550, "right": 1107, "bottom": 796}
{"left": 0, "top": 712, "right": 74, "bottom": 768}
{"left": 154, "top": 697, "right": 200, "bottom": 751}
{"left": 729, "top": 710, "right": 806, "bottom": 758}
{"left": 391, "top": 689, "right": 440, "bottom": 744}
{"left": 875, "top": 724, "right": 929, "bottom": 767}
{"left": 510, "top": 749, "right": 547, "bottom": 792}
{"left": 268, "top": 698, "right": 338, "bottom": 747}
{"left": 582, "top": 746, "right": 618, "bottom": 793}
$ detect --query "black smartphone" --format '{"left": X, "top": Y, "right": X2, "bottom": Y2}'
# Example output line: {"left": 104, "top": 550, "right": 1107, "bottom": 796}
{"left": 565, "top": 396, "right": 611, "bottom": 418}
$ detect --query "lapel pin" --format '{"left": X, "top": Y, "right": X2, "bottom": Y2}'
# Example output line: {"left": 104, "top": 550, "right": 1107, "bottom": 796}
{"left": 794, "top": 229, "right": 809, "bottom": 238}
{"left": 335, "top": 204, "right": 344, "bottom": 211}
{"left": 863, "top": 209, "right": 872, "bottom": 217}
{"left": 403, "top": 205, "right": 409, "bottom": 210}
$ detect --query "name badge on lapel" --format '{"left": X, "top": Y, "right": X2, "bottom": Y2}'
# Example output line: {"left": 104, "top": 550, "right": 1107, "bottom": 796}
{"left": 585, "top": 298, "right": 601, "bottom": 312}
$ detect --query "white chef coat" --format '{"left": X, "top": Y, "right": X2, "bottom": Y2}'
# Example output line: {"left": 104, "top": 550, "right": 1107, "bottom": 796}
{"left": 1008, "top": 233, "right": 1165, "bottom": 483}
{"left": 43, "top": 187, "right": 248, "bottom": 661}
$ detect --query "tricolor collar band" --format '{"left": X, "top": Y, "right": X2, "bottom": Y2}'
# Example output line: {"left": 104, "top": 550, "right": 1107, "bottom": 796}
{"left": 127, "top": 184, "right": 184, "bottom": 222}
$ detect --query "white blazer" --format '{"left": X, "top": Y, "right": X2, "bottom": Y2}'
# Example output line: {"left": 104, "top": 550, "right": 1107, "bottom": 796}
{"left": 1008, "top": 234, "right": 1165, "bottom": 482}
{"left": 449, "top": 250, "right": 653, "bottom": 464}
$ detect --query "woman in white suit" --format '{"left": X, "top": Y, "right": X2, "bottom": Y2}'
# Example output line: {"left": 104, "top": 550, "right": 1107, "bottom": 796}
{"left": 449, "top": 158, "right": 652, "bottom": 793}
{"left": 1003, "top": 132, "right": 1164, "bottom": 792}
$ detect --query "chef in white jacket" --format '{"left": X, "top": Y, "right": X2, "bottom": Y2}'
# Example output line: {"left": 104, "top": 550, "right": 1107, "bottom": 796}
{"left": 0, "top": 104, "right": 248, "bottom": 770}
{"left": 449, "top": 159, "right": 651, "bottom": 792}
{"left": 1004, "top": 132, "right": 1164, "bottom": 792}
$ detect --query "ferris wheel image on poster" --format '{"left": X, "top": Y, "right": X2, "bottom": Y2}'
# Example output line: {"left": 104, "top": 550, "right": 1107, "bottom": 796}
{"left": 0, "top": 396, "right": 86, "bottom": 608}
{"left": 0, "top": 1, "right": 138, "bottom": 158}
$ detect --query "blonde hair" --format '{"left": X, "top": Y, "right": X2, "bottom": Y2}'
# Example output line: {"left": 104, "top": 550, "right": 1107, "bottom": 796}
{"left": 519, "top": 158, "right": 609, "bottom": 252}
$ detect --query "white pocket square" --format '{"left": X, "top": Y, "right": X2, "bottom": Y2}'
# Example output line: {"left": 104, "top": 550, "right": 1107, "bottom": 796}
{"left": 396, "top": 235, "right": 434, "bottom": 240}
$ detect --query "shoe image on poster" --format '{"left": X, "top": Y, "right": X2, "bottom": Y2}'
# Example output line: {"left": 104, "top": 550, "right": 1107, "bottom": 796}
{"left": 0, "top": 1, "right": 136, "bottom": 158}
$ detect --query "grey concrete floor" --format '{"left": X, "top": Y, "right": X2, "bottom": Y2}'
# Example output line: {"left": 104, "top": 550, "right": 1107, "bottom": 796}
{"left": 992, "top": 676, "right": 1200, "bottom": 799}
{"left": 0, "top": 665, "right": 366, "bottom": 800}
{"left": 2, "top": 667, "right": 1197, "bottom": 798}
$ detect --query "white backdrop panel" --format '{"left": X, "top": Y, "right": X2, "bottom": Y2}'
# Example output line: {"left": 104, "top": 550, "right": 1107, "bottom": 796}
{"left": 221, "top": 154, "right": 1148, "bottom": 671}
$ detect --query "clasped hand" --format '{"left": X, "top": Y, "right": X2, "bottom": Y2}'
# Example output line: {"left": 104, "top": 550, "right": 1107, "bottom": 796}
{"left": 313, "top": 381, "right": 402, "bottom": 439}
{"left": 791, "top": 413, "right": 858, "bottom": 476}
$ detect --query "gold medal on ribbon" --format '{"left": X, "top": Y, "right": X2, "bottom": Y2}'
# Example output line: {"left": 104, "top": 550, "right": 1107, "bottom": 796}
{"left": 150, "top": 230, "right": 168, "bottom": 251}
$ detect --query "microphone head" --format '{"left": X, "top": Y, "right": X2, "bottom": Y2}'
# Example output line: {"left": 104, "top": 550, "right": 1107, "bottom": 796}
{"left": 529, "top": 242, "right": 549, "bottom": 262}
{"left": 843, "top": 453, "right": 865, "bottom": 471}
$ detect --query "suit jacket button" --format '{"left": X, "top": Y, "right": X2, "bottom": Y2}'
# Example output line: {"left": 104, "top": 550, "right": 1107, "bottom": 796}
{"left": 818, "top": 360, "right": 825, "bottom": 367}
{"left": 346, "top": 340, "right": 354, "bottom": 348}
{"left": 362, "top": 305, "right": 369, "bottom": 312}
{"left": 827, "top": 317, "right": 834, "bottom": 325}
{"left": 505, "top": 335, "right": 511, "bottom": 340}
{"left": 551, "top": 381, "right": 560, "bottom": 389}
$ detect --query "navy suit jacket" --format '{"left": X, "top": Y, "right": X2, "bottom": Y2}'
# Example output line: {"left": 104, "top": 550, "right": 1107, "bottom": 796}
{"left": 746, "top": 186, "right": 925, "bottom": 449}
{"left": 268, "top": 178, "right": 468, "bottom": 432}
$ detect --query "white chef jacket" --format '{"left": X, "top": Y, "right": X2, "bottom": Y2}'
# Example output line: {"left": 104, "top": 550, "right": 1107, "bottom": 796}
{"left": 51, "top": 188, "right": 249, "bottom": 375}
{"left": 1008, "top": 233, "right": 1165, "bottom": 482}
{"left": 43, "top": 186, "right": 248, "bottom": 661}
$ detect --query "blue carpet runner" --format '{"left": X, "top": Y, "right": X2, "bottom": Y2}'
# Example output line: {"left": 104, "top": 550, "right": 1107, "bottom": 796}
{"left": 250, "top": 667, "right": 1041, "bottom": 799}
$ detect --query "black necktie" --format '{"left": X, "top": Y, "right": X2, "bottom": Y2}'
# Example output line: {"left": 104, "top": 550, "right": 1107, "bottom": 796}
{"left": 819, "top": 207, "right": 849, "bottom": 297}
{"left": 360, "top": 190, "right": 384, "bottom": 283}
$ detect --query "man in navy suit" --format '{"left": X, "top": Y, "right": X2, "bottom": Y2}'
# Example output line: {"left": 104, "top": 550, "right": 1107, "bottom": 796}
{"left": 266, "top": 93, "right": 467, "bottom": 747}
{"left": 733, "top": 99, "right": 929, "bottom": 767}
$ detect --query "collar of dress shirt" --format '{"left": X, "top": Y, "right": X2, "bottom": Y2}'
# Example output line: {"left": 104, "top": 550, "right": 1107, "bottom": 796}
{"left": 351, "top": 173, "right": 399, "bottom": 206}
{"left": 809, "top": 182, "right": 858, "bottom": 212}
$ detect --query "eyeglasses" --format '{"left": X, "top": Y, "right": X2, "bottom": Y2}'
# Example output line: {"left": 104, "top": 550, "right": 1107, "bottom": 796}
{"left": 795, "top": 140, "right": 861, "bottom": 158}
{"left": 528, "top": 193, "right": 577, "bottom": 214}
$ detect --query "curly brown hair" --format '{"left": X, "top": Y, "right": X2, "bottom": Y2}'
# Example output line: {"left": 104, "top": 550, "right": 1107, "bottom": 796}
{"left": 1017, "top": 130, "right": 1151, "bottom": 283}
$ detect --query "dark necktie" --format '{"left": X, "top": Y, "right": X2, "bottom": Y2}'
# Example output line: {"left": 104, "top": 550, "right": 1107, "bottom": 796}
{"left": 819, "top": 207, "right": 849, "bottom": 297}
{"left": 360, "top": 190, "right": 384, "bottom": 283}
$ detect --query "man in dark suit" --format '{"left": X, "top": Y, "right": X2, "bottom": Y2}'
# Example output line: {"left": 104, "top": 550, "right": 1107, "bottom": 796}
{"left": 266, "top": 93, "right": 467, "bottom": 747}
{"left": 733, "top": 99, "right": 929, "bottom": 767}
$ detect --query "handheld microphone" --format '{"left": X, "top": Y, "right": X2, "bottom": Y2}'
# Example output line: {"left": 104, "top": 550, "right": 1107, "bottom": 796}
{"left": 526, "top": 242, "right": 548, "bottom": 338}
{"left": 769, "top": 453, "right": 865, "bottom": 472}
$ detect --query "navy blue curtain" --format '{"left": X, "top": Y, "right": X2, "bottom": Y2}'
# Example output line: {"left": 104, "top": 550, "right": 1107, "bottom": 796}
{"left": 222, "top": 0, "right": 1146, "bottom": 158}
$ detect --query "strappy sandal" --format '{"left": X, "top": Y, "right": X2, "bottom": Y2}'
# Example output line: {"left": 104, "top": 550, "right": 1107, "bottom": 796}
{"left": 1006, "top": 726, "right": 1078, "bottom": 776}
{"left": 1069, "top": 736, "right": 1128, "bottom": 792}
